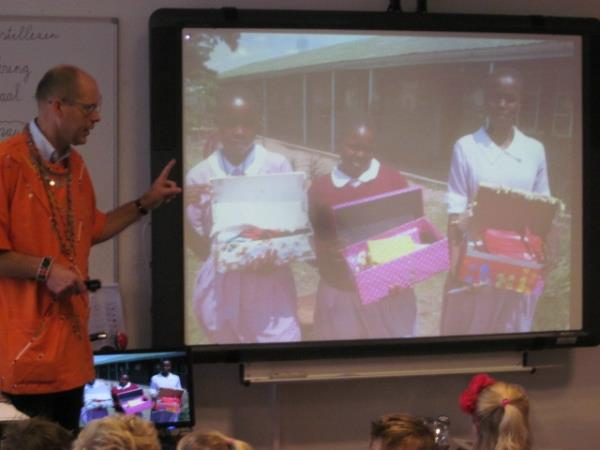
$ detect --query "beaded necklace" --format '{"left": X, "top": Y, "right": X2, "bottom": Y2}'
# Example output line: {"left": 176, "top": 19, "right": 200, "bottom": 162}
{"left": 24, "top": 124, "right": 77, "bottom": 268}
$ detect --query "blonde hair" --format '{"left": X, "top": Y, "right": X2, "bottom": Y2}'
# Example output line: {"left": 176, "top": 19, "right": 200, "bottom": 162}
{"left": 176, "top": 430, "right": 253, "bottom": 450}
{"left": 475, "top": 381, "right": 531, "bottom": 450}
{"left": 370, "top": 413, "right": 435, "bottom": 450}
{"left": 72, "top": 414, "right": 161, "bottom": 450}
{"left": 232, "top": 439, "right": 253, "bottom": 450}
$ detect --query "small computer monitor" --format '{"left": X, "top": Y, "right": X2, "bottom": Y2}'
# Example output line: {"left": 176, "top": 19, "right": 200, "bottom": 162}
{"left": 80, "top": 348, "right": 194, "bottom": 429}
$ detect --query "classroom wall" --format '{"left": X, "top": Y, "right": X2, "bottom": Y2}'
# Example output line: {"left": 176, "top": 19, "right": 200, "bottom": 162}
{"left": 3, "top": 1, "right": 599, "bottom": 449}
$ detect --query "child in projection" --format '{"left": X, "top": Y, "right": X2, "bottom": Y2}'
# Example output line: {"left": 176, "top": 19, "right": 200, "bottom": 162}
{"left": 441, "top": 67, "right": 551, "bottom": 334}
{"left": 308, "top": 116, "right": 418, "bottom": 340}
{"left": 185, "top": 88, "right": 301, "bottom": 344}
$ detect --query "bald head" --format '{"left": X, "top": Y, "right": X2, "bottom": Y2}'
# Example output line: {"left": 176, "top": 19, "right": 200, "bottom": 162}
{"left": 34, "top": 65, "right": 101, "bottom": 152}
{"left": 343, "top": 120, "right": 375, "bottom": 151}
{"left": 215, "top": 87, "right": 261, "bottom": 128}
{"left": 35, "top": 65, "right": 95, "bottom": 105}
{"left": 484, "top": 67, "right": 523, "bottom": 98}
{"left": 484, "top": 67, "right": 523, "bottom": 133}
{"left": 338, "top": 115, "right": 377, "bottom": 179}
{"left": 214, "top": 86, "right": 261, "bottom": 163}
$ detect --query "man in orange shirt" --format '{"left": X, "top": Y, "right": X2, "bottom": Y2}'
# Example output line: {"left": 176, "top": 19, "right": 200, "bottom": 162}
{"left": 0, "top": 65, "right": 181, "bottom": 431}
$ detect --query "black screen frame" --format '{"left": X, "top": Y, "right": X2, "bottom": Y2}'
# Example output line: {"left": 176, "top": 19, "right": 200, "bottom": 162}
{"left": 91, "top": 347, "right": 195, "bottom": 429}
{"left": 149, "top": 7, "right": 600, "bottom": 362}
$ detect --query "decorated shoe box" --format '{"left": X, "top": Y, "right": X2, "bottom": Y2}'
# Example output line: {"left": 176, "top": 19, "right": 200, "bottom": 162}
{"left": 210, "top": 172, "right": 315, "bottom": 273}
{"left": 333, "top": 185, "right": 449, "bottom": 304}
{"left": 459, "top": 244, "right": 544, "bottom": 294}
{"left": 155, "top": 387, "right": 184, "bottom": 413}
{"left": 459, "top": 183, "right": 562, "bottom": 292}
{"left": 117, "top": 388, "right": 153, "bottom": 415}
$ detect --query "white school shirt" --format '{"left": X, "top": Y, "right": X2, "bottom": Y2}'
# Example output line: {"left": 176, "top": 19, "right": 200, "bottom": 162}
{"left": 330, "top": 158, "right": 380, "bottom": 188}
{"left": 149, "top": 372, "right": 182, "bottom": 398}
{"left": 446, "top": 126, "right": 550, "bottom": 214}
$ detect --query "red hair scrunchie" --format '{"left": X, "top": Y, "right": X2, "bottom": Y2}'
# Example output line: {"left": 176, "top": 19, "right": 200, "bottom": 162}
{"left": 459, "top": 373, "right": 496, "bottom": 415}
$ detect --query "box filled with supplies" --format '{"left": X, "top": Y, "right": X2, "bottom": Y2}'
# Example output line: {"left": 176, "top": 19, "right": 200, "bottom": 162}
{"left": 458, "top": 183, "right": 563, "bottom": 293}
{"left": 155, "top": 388, "right": 184, "bottom": 413}
{"left": 117, "top": 388, "right": 152, "bottom": 415}
{"left": 210, "top": 172, "right": 315, "bottom": 273}
{"left": 333, "top": 185, "right": 449, "bottom": 304}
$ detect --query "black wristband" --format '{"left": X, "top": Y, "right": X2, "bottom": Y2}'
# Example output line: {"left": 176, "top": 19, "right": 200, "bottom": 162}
{"left": 36, "top": 256, "right": 54, "bottom": 282}
{"left": 85, "top": 279, "right": 102, "bottom": 292}
{"left": 134, "top": 198, "right": 149, "bottom": 216}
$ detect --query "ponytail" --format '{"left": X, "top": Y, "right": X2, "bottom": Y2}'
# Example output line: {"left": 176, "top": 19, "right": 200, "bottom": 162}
{"left": 475, "top": 382, "right": 531, "bottom": 450}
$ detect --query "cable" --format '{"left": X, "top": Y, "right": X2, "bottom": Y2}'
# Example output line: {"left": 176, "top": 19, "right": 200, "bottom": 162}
{"left": 387, "top": 0, "right": 402, "bottom": 13}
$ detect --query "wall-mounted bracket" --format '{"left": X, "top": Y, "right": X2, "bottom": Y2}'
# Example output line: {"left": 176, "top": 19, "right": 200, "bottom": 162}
{"left": 239, "top": 351, "right": 549, "bottom": 385}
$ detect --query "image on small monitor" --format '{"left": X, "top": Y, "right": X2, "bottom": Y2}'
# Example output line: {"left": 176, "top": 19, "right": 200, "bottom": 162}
{"left": 80, "top": 349, "right": 193, "bottom": 428}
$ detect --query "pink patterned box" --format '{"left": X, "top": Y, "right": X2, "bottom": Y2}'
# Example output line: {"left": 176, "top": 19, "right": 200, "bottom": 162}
{"left": 122, "top": 398, "right": 153, "bottom": 415}
{"left": 117, "top": 388, "right": 153, "bottom": 415}
{"left": 333, "top": 185, "right": 449, "bottom": 305}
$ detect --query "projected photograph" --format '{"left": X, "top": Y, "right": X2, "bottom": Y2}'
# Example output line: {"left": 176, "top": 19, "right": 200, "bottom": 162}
{"left": 181, "top": 29, "right": 581, "bottom": 345}
{"left": 80, "top": 351, "right": 192, "bottom": 427}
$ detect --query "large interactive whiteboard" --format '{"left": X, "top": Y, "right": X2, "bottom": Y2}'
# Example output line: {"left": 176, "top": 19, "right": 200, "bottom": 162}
{"left": 0, "top": 16, "right": 118, "bottom": 282}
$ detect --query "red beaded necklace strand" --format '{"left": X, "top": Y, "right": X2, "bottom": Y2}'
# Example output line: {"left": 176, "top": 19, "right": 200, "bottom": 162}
{"left": 25, "top": 125, "right": 77, "bottom": 268}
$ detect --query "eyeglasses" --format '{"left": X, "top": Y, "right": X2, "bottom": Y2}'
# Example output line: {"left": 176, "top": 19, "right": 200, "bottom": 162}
{"left": 62, "top": 99, "right": 102, "bottom": 116}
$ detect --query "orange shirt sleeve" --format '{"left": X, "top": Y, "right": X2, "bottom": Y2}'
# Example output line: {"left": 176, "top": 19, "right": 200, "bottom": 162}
{"left": 92, "top": 208, "right": 107, "bottom": 241}
{"left": 0, "top": 148, "right": 20, "bottom": 251}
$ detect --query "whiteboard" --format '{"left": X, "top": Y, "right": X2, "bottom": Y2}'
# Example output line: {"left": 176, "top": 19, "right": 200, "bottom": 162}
{"left": 0, "top": 17, "right": 118, "bottom": 282}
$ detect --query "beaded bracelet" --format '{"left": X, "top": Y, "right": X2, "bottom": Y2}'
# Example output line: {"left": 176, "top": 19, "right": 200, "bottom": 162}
{"left": 36, "top": 256, "right": 54, "bottom": 283}
{"left": 134, "top": 198, "right": 149, "bottom": 216}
